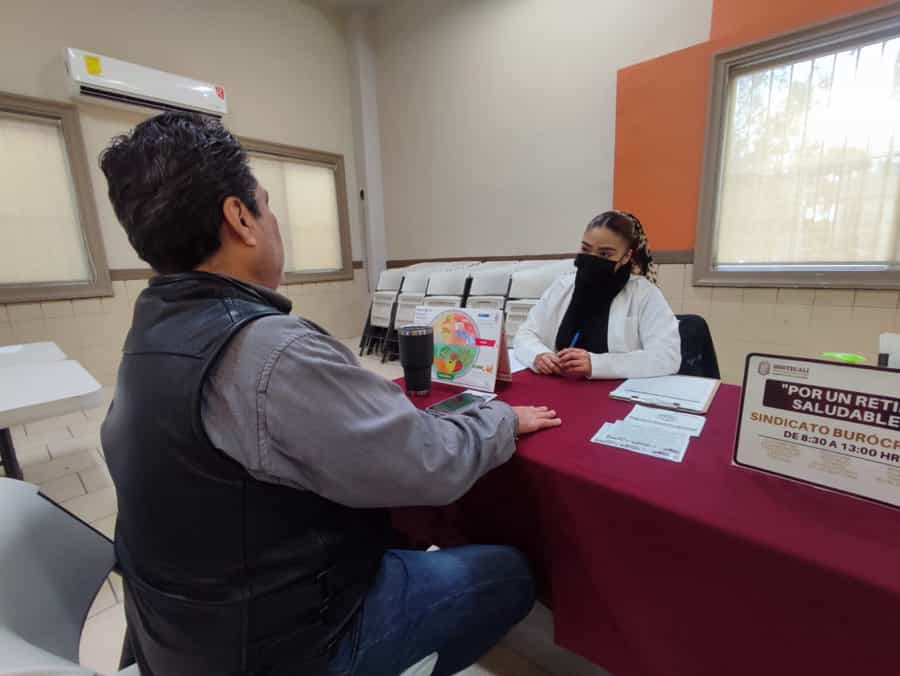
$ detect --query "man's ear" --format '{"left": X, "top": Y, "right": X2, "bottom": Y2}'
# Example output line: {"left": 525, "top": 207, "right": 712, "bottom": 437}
{"left": 222, "top": 196, "right": 257, "bottom": 246}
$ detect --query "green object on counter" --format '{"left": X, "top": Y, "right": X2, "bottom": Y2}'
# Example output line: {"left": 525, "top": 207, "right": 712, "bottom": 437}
{"left": 821, "top": 352, "right": 866, "bottom": 364}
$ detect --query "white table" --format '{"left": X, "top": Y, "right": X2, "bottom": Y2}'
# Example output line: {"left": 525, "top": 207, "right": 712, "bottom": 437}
{"left": 0, "top": 345, "right": 103, "bottom": 480}
{"left": 0, "top": 341, "right": 66, "bottom": 369}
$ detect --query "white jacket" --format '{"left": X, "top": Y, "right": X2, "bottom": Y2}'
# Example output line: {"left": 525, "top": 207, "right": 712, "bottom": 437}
{"left": 513, "top": 271, "right": 681, "bottom": 380}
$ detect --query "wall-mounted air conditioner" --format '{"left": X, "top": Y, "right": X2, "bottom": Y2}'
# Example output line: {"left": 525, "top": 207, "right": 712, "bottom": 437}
{"left": 64, "top": 47, "right": 227, "bottom": 118}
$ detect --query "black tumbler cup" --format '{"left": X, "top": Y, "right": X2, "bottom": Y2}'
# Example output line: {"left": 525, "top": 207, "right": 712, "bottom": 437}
{"left": 398, "top": 325, "right": 434, "bottom": 396}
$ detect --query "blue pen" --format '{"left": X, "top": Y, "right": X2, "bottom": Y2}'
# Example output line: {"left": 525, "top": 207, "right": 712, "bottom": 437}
{"left": 569, "top": 331, "right": 581, "bottom": 349}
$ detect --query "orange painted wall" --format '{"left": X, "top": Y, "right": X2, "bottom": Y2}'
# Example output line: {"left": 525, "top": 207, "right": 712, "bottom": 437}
{"left": 612, "top": 0, "right": 895, "bottom": 251}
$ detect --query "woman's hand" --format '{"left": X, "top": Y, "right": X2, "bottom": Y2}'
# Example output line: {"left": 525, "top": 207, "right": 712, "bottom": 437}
{"left": 533, "top": 352, "right": 562, "bottom": 376}
{"left": 558, "top": 348, "right": 591, "bottom": 379}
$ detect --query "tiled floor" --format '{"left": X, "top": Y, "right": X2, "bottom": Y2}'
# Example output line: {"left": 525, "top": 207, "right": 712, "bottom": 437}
{"left": 6, "top": 340, "right": 549, "bottom": 675}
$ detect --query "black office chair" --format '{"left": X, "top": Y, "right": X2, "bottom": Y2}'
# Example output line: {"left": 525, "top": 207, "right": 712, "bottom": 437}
{"left": 675, "top": 314, "right": 720, "bottom": 379}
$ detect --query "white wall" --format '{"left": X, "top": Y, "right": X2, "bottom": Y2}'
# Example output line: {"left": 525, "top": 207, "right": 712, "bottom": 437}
{"left": 0, "top": 0, "right": 363, "bottom": 268}
{"left": 374, "top": 0, "right": 714, "bottom": 261}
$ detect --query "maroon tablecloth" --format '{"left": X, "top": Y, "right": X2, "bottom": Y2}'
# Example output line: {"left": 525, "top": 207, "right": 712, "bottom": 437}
{"left": 392, "top": 372, "right": 900, "bottom": 676}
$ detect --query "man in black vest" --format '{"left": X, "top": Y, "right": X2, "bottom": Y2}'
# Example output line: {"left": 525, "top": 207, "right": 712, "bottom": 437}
{"left": 99, "top": 112, "right": 561, "bottom": 675}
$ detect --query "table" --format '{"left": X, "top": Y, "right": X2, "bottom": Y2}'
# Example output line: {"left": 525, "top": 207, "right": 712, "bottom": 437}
{"left": 0, "top": 347, "right": 104, "bottom": 480}
{"left": 392, "top": 372, "right": 900, "bottom": 676}
{"left": 0, "top": 342, "right": 66, "bottom": 369}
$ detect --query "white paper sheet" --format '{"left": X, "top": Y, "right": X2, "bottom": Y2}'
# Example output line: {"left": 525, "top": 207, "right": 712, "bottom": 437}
{"left": 625, "top": 404, "right": 707, "bottom": 437}
{"left": 610, "top": 375, "right": 719, "bottom": 413}
{"left": 508, "top": 349, "right": 528, "bottom": 374}
{"left": 591, "top": 420, "right": 690, "bottom": 463}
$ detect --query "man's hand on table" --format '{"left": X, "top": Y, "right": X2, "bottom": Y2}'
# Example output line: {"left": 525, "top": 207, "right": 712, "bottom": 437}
{"left": 513, "top": 406, "right": 562, "bottom": 435}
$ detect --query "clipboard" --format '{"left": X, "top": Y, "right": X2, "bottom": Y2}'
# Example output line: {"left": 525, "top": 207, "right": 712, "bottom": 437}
{"left": 609, "top": 375, "right": 721, "bottom": 414}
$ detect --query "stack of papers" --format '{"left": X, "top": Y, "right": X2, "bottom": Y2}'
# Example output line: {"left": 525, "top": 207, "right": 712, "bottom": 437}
{"left": 609, "top": 375, "right": 720, "bottom": 413}
{"left": 507, "top": 349, "right": 528, "bottom": 374}
{"left": 590, "top": 405, "right": 707, "bottom": 463}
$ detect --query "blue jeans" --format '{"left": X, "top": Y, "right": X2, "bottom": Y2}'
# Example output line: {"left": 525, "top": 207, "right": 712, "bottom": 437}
{"left": 327, "top": 545, "right": 535, "bottom": 676}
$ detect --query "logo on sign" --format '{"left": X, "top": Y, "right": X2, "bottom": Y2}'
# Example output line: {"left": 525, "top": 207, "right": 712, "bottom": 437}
{"left": 215, "top": 86, "right": 225, "bottom": 100}
{"left": 758, "top": 361, "right": 771, "bottom": 376}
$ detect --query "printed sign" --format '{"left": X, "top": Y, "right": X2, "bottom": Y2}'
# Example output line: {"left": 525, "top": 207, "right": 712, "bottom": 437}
{"left": 414, "top": 306, "right": 509, "bottom": 393}
{"left": 735, "top": 354, "right": 900, "bottom": 509}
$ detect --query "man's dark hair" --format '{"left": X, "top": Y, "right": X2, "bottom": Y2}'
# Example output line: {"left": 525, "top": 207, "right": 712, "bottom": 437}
{"left": 100, "top": 111, "right": 259, "bottom": 273}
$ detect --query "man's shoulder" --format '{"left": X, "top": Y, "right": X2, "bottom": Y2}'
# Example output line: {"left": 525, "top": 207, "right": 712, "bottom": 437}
{"left": 220, "top": 314, "right": 342, "bottom": 373}
{"left": 239, "top": 313, "right": 323, "bottom": 344}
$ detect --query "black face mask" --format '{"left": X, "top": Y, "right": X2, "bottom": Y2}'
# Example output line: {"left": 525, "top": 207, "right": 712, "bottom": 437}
{"left": 574, "top": 253, "right": 631, "bottom": 297}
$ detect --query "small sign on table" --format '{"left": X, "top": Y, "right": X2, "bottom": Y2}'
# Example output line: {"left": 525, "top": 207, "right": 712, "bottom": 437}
{"left": 735, "top": 354, "right": 900, "bottom": 509}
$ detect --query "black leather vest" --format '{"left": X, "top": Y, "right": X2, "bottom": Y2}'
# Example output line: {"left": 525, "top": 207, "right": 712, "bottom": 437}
{"left": 101, "top": 272, "right": 390, "bottom": 675}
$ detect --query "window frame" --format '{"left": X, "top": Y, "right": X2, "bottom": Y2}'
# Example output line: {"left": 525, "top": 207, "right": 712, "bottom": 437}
{"left": 694, "top": 3, "right": 900, "bottom": 289}
{"left": 240, "top": 137, "right": 354, "bottom": 284}
{"left": 0, "top": 92, "right": 111, "bottom": 303}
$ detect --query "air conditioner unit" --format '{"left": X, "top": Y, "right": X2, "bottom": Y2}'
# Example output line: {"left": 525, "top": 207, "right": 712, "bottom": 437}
{"left": 64, "top": 48, "right": 227, "bottom": 118}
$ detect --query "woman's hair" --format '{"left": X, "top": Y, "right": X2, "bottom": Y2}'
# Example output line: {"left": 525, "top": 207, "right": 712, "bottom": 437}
{"left": 586, "top": 210, "right": 658, "bottom": 283}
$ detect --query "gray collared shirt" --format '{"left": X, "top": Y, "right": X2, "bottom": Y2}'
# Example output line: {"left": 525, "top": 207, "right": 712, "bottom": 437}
{"left": 201, "top": 294, "right": 518, "bottom": 508}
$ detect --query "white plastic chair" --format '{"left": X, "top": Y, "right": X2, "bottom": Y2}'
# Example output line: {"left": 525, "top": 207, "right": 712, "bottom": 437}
{"left": 0, "top": 478, "right": 138, "bottom": 675}
{"left": 465, "top": 264, "right": 517, "bottom": 312}
{"left": 504, "top": 260, "right": 573, "bottom": 341}
{"left": 370, "top": 268, "right": 407, "bottom": 329}
{"left": 394, "top": 265, "right": 453, "bottom": 330}
{"left": 422, "top": 267, "right": 475, "bottom": 309}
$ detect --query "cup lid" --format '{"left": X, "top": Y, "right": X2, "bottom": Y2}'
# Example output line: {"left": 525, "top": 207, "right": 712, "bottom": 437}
{"left": 399, "top": 325, "right": 433, "bottom": 337}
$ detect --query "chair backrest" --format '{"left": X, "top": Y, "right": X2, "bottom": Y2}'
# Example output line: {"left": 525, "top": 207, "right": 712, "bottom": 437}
{"left": 508, "top": 260, "right": 572, "bottom": 300}
{"left": 0, "top": 478, "right": 115, "bottom": 672}
{"left": 376, "top": 268, "right": 406, "bottom": 292}
{"left": 425, "top": 268, "right": 471, "bottom": 296}
{"left": 468, "top": 266, "right": 515, "bottom": 297}
{"left": 676, "top": 314, "right": 721, "bottom": 379}
{"left": 400, "top": 267, "right": 446, "bottom": 294}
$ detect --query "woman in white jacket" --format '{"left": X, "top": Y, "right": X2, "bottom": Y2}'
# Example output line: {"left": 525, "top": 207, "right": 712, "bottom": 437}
{"left": 514, "top": 211, "right": 681, "bottom": 380}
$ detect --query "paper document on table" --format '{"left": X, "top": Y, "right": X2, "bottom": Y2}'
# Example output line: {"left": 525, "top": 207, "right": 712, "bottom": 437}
{"left": 625, "top": 404, "right": 706, "bottom": 437}
{"left": 591, "top": 420, "right": 690, "bottom": 463}
{"left": 508, "top": 349, "right": 528, "bottom": 374}
{"left": 610, "top": 375, "right": 720, "bottom": 414}
{"left": 0, "top": 345, "right": 23, "bottom": 354}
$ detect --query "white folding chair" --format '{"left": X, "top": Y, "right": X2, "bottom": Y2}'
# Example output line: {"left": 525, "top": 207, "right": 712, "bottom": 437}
{"left": 422, "top": 267, "right": 476, "bottom": 309}
{"left": 465, "top": 264, "right": 517, "bottom": 312}
{"left": 504, "top": 260, "right": 573, "bottom": 341}
{"left": 0, "top": 478, "right": 139, "bottom": 675}
{"left": 360, "top": 268, "right": 408, "bottom": 355}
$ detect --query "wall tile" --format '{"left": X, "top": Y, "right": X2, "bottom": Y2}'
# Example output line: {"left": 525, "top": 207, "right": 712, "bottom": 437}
{"left": 851, "top": 307, "right": 896, "bottom": 334}
{"left": 0, "top": 305, "right": 8, "bottom": 323}
{"left": 8, "top": 303, "right": 43, "bottom": 322}
{"left": 11, "top": 318, "right": 49, "bottom": 343}
{"left": 125, "top": 280, "right": 148, "bottom": 303}
{"left": 0, "top": 322, "right": 13, "bottom": 346}
{"left": 44, "top": 317, "right": 89, "bottom": 353}
{"left": 777, "top": 289, "right": 815, "bottom": 305}
{"left": 854, "top": 290, "right": 899, "bottom": 309}
{"left": 814, "top": 289, "right": 855, "bottom": 307}
{"left": 656, "top": 264, "right": 686, "bottom": 300}
{"left": 101, "top": 282, "right": 131, "bottom": 316}
{"left": 72, "top": 298, "right": 105, "bottom": 316}
{"left": 41, "top": 301, "right": 74, "bottom": 318}
{"left": 711, "top": 287, "right": 743, "bottom": 302}
{"left": 742, "top": 289, "right": 777, "bottom": 305}
{"left": 682, "top": 300, "right": 712, "bottom": 317}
